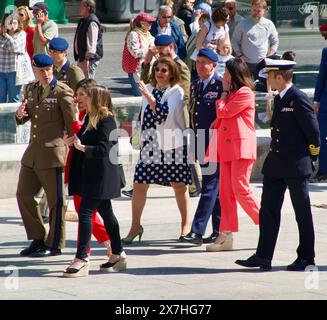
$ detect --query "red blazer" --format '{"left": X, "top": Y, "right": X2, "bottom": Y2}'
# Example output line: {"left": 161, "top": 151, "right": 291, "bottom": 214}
{"left": 206, "top": 86, "right": 257, "bottom": 163}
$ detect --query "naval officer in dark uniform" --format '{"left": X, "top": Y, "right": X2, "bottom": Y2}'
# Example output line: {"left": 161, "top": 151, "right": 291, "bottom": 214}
{"left": 182, "top": 48, "right": 223, "bottom": 245}
{"left": 15, "top": 54, "right": 77, "bottom": 257}
{"left": 49, "top": 37, "right": 85, "bottom": 92}
{"left": 236, "top": 59, "right": 320, "bottom": 271}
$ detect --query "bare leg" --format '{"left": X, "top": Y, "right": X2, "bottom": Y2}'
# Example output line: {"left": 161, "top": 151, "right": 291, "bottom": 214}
{"left": 171, "top": 182, "right": 190, "bottom": 236}
{"left": 126, "top": 183, "right": 149, "bottom": 237}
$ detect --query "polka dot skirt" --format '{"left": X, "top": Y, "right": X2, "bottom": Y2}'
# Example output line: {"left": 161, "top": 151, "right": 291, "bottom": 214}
{"left": 133, "top": 88, "right": 192, "bottom": 186}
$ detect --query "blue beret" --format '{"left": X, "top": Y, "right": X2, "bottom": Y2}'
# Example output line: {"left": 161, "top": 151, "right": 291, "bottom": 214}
{"left": 154, "top": 34, "right": 174, "bottom": 46}
{"left": 49, "top": 37, "right": 69, "bottom": 51}
{"left": 32, "top": 54, "right": 54, "bottom": 68}
{"left": 198, "top": 48, "right": 218, "bottom": 62}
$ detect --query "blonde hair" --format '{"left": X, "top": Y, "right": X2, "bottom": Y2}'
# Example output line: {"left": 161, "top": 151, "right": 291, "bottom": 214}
{"left": 86, "top": 86, "right": 115, "bottom": 130}
{"left": 18, "top": 6, "right": 34, "bottom": 28}
{"left": 216, "top": 38, "right": 232, "bottom": 56}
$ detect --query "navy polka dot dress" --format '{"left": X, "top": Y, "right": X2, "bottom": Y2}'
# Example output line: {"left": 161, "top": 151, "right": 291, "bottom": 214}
{"left": 133, "top": 88, "right": 192, "bottom": 186}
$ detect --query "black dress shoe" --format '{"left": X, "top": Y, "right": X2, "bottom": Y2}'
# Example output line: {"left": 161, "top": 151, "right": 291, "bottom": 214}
{"left": 203, "top": 233, "right": 219, "bottom": 244}
{"left": 286, "top": 258, "right": 315, "bottom": 271}
{"left": 182, "top": 232, "right": 203, "bottom": 245}
{"left": 20, "top": 240, "right": 44, "bottom": 256}
{"left": 122, "top": 189, "right": 133, "bottom": 198}
{"left": 29, "top": 246, "right": 62, "bottom": 258}
{"left": 235, "top": 254, "right": 272, "bottom": 271}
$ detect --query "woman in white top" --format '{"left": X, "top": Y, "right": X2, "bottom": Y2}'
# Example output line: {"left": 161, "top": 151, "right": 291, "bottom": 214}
{"left": 125, "top": 12, "right": 156, "bottom": 96}
{"left": 195, "top": 6, "right": 230, "bottom": 53}
{"left": 0, "top": 14, "right": 26, "bottom": 103}
{"left": 122, "top": 56, "right": 192, "bottom": 244}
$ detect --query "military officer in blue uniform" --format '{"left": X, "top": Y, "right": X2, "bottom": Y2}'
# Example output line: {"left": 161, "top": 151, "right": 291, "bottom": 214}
{"left": 15, "top": 54, "right": 77, "bottom": 258}
{"left": 236, "top": 59, "right": 320, "bottom": 271}
{"left": 182, "top": 48, "right": 223, "bottom": 245}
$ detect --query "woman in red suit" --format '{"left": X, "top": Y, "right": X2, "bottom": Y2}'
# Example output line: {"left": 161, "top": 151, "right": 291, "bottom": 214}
{"left": 65, "top": 79, "right": 111, "bottom": 256}
{"left": 206, "top": 58, "right": 260, "bottom": 252}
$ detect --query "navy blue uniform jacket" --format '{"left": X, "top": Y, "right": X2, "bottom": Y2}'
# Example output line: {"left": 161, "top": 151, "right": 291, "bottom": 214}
{"left": 262, "top": 85, "right": 320, "bottom": 178}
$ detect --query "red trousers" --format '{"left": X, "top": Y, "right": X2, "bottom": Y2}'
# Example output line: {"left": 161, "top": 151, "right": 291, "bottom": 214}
{"left": 219, "top": 159, "right": 260, "bottom": 232}
{"left": 74, "top": 195, "right": 110, "bottom": 253}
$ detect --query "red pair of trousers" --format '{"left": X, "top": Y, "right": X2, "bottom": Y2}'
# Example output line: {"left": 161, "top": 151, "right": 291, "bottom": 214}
{"left": 219, "top": 159, "right": 260, "bottom": 232}
{"left": 73, "top": 195, "right": 110, "bottom": 254}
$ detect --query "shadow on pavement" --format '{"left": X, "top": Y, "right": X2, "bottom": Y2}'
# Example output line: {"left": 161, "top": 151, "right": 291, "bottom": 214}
{"left": 0, "top": 217, "right": 24, "bottom": 226}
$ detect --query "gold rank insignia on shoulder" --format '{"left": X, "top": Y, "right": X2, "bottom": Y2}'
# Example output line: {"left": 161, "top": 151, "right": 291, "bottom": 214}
{"left": 309, "top": 144, "right": 320, "bottom": 156}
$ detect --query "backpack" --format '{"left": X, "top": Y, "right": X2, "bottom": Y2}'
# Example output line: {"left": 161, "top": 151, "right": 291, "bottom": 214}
{"left": 121, "top": 31, "right": 142, "bottom": 74}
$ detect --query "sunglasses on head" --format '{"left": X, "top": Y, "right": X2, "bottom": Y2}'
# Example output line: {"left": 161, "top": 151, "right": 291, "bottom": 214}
{"left": 154, "top": 67, "right": 168, "bottom": 73}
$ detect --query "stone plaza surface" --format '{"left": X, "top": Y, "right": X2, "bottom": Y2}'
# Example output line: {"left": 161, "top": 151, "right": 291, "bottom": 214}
{"left": 0, "top": 182, "right": 327, "bottom": 300}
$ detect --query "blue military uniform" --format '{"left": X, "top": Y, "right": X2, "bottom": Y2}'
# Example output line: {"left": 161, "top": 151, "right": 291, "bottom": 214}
{"left": 186, "top": 49, "right": 223, "bottom": 240}
{"left": 255, "top": 60, "right": 320, "bottom": 265}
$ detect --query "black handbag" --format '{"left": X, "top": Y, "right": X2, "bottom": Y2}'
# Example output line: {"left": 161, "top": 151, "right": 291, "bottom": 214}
{"left": 117, "top": 164, "right": 126, "bottom": 189}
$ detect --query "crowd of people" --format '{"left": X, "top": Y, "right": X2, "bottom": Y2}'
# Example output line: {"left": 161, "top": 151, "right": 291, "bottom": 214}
{"left": 2, "top": 0, "right": 324, "bottom": 277}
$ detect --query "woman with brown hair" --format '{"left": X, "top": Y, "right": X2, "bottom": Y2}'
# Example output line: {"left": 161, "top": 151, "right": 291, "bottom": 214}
{"left": 0, "top": 13, "right": 26, "bottom": 102}
{"left": 63, "top": 85, "right": 126, "bottom": 277}
{"left": 17, "top": 6, "right": 35, "bottom": 60}
{"left": 122, "top": 56, "right": 192, "bottom": 244}
{"left": 195, "top": 6, "right": 230, "bottom": 52}
{"left": 206, "top": 58, "right": 260, "bottom": 252}
{"left": 65, "top": 79, "right": 112, "bottom": 258}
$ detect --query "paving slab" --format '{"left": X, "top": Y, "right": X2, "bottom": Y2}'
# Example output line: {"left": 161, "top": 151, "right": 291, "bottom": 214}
{"left": 0, "top": 183, "right": 327, "bottom": 301}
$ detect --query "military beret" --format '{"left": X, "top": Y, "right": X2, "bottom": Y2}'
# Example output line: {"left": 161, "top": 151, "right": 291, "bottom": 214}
{"left": 32, "top": 54, "right": 54, "bottom": 68}
{"left": 258, "top": 58, "right": 296, "bottom": 79}
{"left": 49, "top": 37, "right": 69, "bottom": 52}
{"left": 154, "top": 34, "right": 174, "bottom": 47}
{"left": 198, "top": 48, "right": 218, "bottom": 62}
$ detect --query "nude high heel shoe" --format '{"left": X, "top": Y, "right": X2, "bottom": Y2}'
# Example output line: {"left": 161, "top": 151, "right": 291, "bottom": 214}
{"left": 206, "top": 232, "right": 233, "bottom": 252}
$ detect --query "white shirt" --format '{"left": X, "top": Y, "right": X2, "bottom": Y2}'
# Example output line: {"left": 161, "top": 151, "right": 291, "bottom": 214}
{"left": 278, "top": 83, "right": 292, "bottom": 99}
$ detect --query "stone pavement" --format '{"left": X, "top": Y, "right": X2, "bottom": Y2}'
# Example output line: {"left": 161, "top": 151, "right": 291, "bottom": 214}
{"left": 0, "top": 182, "right": 327, "bottom": 300}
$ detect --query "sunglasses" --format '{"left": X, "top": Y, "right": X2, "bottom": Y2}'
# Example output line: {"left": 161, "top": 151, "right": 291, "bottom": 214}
{"left": 161, "top": 16, "right": 172, "bottom": 19}
{"left": 154, "top": 67, "right": 168, "bottom": 73}
{"left": 18, "top": 13, "right": 24, "bottom": 17}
